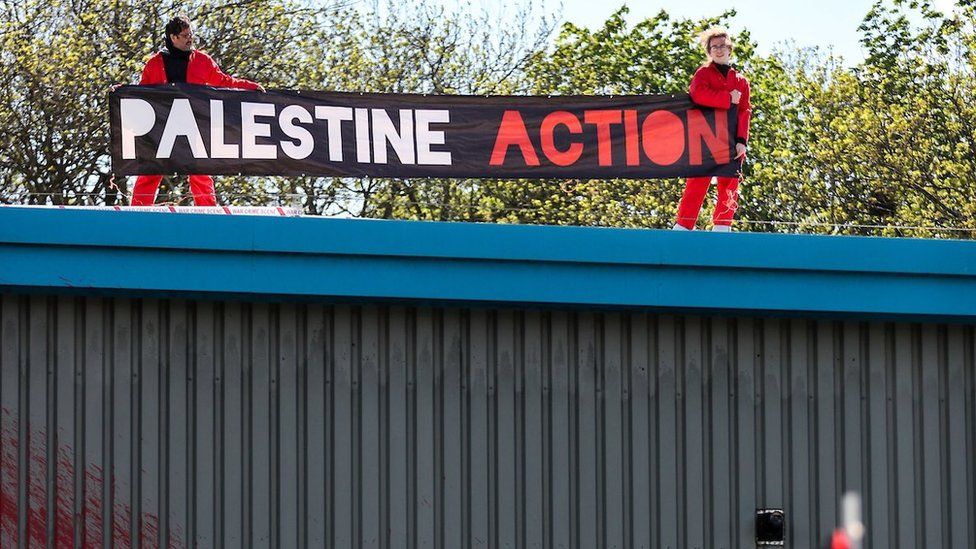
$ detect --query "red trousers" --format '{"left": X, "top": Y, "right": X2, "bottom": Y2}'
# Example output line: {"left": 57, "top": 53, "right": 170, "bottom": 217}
{"left": 131, "top": 175, "right": 217, "bottom": 206}
{"left": 675, "top": 176, "right": 740, "bottom": 230}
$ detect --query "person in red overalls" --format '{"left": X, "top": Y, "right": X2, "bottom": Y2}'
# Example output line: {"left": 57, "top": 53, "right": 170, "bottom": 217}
{"left": 131, "top": 15, "right": 264, "bottom": 206}
{"left": 673, "top": 27, "right": 751, "bottom": 232}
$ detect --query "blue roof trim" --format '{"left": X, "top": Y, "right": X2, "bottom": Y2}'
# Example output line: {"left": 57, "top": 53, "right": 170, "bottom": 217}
{"left": 2, "top": 208, "right": 975, "bottom": 320}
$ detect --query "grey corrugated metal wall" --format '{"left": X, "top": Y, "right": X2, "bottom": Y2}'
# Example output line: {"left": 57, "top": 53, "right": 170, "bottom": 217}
{"left": 0, "top": 294, "right": 974, "bottom": 548}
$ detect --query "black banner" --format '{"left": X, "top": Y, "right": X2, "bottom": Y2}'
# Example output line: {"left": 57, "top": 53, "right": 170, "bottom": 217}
{"left": 109, "top": 84, "right": 739, "bottom": 179}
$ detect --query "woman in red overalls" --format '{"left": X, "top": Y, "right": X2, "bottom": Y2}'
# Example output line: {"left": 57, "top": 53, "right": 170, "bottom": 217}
{"left": 131, "top": 15, "right": 264, "bottom": 206}
{"left": 673, "top": 27, "right": 751, "bottom": 232}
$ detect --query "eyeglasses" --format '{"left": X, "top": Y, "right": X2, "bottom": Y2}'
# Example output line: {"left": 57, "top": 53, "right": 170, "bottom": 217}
{"left": 176, "top": 31, "right": 193, "bottom": 40}
{"left": 709, "top": 44, "right": 732, "bottom": 52}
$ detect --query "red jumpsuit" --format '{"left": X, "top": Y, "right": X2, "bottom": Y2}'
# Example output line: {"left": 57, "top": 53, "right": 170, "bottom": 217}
{"left": 132, "top": 50, "right": 261, "bottom": 206}
{"left": 675, "top": 62, "right": 751, "bottom": 229}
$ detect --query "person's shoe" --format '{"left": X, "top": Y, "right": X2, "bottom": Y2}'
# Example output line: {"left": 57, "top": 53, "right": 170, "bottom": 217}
{"left": 711, "top": 224, "right": 732, "bottom": 232}
{"left": 672, "top": 223, "right": 691, "bottom": 231}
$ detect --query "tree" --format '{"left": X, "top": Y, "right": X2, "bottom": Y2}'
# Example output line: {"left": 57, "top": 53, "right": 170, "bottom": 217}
{"left": 796, "top": 0, "right": 976, "bottom": 237}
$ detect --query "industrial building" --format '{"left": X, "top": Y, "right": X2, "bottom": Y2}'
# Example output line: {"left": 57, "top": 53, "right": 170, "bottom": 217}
{"left": 1, "top": 207, "right": 974, "bottom": 547}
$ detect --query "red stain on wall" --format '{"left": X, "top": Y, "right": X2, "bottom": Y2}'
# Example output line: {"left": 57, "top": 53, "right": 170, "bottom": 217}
{"left": 1, "top": 411, "right": 184, "bottom": 548}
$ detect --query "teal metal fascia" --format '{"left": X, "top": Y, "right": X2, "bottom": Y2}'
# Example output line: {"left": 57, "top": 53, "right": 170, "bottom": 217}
{"left": 1, "top": 208, "right": 974, "bottom": 319}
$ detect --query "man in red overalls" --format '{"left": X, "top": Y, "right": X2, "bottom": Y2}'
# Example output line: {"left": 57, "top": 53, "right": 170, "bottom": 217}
{"left": 673, "top": 27, "right": 751, "bottom": 232}
{"left": 131, "top": 15, "right": 264, "bottom": 206}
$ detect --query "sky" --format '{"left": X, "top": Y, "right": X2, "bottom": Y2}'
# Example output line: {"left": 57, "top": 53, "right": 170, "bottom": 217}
{"left": 395, "top": 0, "right": 962, "bottom": 64}
{"left": 549, "top": 0, "right": 959, "bottom": 64}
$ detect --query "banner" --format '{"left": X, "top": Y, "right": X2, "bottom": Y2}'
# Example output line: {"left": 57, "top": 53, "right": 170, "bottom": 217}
{"left": 109, "top": 84, "right": 740, "bottom": 179}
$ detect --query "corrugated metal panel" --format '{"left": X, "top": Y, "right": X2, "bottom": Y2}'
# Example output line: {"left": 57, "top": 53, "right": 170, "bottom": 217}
{"left": 0, "top": 294, "right": 974, "bottom": 548}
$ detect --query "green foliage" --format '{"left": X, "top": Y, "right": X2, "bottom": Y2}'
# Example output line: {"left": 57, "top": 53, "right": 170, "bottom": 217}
{"left": 809, "top": 0, "right": 976, "bottom": 236}
{"left": 527, "top": 7, "right": 754, "bottom": 95}
{"left": 1, "top": 0, "right": 973, "bottom": 238}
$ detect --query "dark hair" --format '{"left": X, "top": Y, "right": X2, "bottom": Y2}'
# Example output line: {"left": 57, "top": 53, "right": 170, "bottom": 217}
{"left": 165, "top": 15, "right": 191, "bottom": 38}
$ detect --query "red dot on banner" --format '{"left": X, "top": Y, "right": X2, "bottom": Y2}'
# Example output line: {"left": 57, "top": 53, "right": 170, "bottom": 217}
{"left": 642, "top": 110, "right": 685, "bottom": 166}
